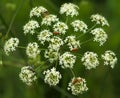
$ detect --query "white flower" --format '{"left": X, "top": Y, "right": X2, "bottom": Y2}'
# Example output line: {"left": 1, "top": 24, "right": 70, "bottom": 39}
{"left": 81, "top": 52, "right": 99, "bottom": 70}
{"left": 44, "top": 49, "right": 59, "bottom": 63}
{"left": 71, "top": 20, "right": 88, "bottom": 33}
{"left": 68, "top": 77, "right": 88, "bottom": 95}
{"left": 19, "top": 66, "right": 37, "bottom": 86}
{"left": 65, "top": 36, "right": 80, "bottom": 51}
{"left": 4, "top": 38, "right": 19, "bottom": 55}
{"left": 90, "top": 28, "right": 108, "bottom": 46}
{"left": 101, "top": 50, "right": 117, "bottom": 68}
{"left": 59, "top": 52, "right": 76, "bottom": 69}
{"left": 48, "top": 36, "right": 64, "bottom": 50}
{"left": 41, "top": 14, "right": 59, "bottom": 26}
{"left": 23, "top": 20, "right": 40, "bottom": 35}
{"left": 53, "top": 21, "right": 68, "bottom": 35}
{"left": 26, "top": 42, "right": 40, "bottom": 58}
{"left": 37, "top": 30, "right": 53, "bottom": 45}
{"left": 60, "top": 3, "right": 79, "bottom": 17}
{"left": 91, "top": 14, "right": 109, "bottom": 26}
{"left": 43, "top": 67, "right": 62, "bottom": 86}
{"left": 30, "top": 6, "right": 47, "bottom": 18}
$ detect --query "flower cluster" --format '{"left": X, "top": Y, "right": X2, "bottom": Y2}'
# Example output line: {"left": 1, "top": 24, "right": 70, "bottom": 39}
{"left": 4, "top": 2, "right": 118, "bottom": 96}
{"left": 68, "top": 77, "right": 88, "bottom": 95}
{"left": 44, "top": 49, "right": 59, "bottom": 63}
{"left": 43, "top": 67, "right": 62, "bottom": 86}
{"left": 4, "top": 38, "right": 19, "bottom": 55}
{"left": 60, "top": 3, "right": 79, "bottom": 17}
{"left": 19, "top": 66, "right": 37, "bottom": 86}
{"left": 48, "top": 36, "right": 63, "bottom": 50}
{"left": 91, "top": 14, "right": 109, "bottom": 26}
{"left": 65, "top": 36, "right": 80, "bottom": 51}
{"left": 37, "top": 30, "right": 53, "bottom": 45}
{"left": 26, "top": 42, "right": 40, "bottom": 58}
{"left": 81, "top": 52, "right": 99, "bottom": 70}
{"left": 101, "top": 50, "right": 117, "bottom": 68}
{"left": 90, "top": 28, "right": 108, "bottom": 46}
{"left": 30, "top": 6, "right": 48, "bottom": 18}
{"left": 53, "top": 21, "right": 68, "bottom": 35}
{"left": 71, "top": 20, "right": 88, "bottom": 33}
{"left": 41, "top": 14, "right": 59, "bottom": 26}
{"left": 23, "top": 20, "right": 40, "bottom": 35}
{"left": 59, "top": 52, "right": 76, "bottom": 69}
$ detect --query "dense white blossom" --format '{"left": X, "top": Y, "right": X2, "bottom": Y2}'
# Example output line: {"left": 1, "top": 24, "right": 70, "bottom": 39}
{"left": 23, "top": 20, "right": 40, "bottom": 35}
{"left": 53, "top": 21, "right": 68, "bottom": 35}
{"left": 41, "top": 14, "right": 59, "bottom": 26}
{"left": 43, "top": 67, "right": 62, "bottom": 86}
{"left": 101, "top": 50, "right": 117, "bottom": 68}
{"left": 48, "top": 36, "right": 64, "bottom": 50}
{"left": 90, "top": 28, "right": 108, "bottom": 46}
{"left": 68, "top": 77, "right": 88, "bottom": 95}
{"left": 65, "top": 36, "right": 80, "bottom": 51}
{"left": 44, "top": 49, "right": 59, "bottom": 63}
{"left": 71, "top": 20, "right": 88, "bottom": 33}
{"left": 37, "top": 30, "right": 53, "bottom": 44}
{"left": 81, "top": 52, "right": 99, "bottom": 70}
{"left": 26, "top": 42, "right": 40, "bottom": 58}
{"left": 60, "top": 3, "right": 79, "bottom": 17}
{"left": 4, "top": 38, "right": 19, "bottom": 55}
{"left": 59, "top": 52, "right": 76, "bottom": 69}
{"left": 30, "top": 6, "right": 47, "bottom": 18}
{"left": 91, "top": 14, "right": 109, "bottom": 26}
{"left": 19, "top": 66, "right": 37, "bottom": 86}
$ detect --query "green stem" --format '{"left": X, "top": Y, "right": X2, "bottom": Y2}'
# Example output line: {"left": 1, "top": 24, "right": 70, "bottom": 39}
{"left": 65, "top": 17, "right": 69, "bottom": 24}
{"left": 17, "top": 46, "right": 26, "bottom": 49}
{"left": 81, "top": 38, "right": 93, "bottom": 45}
{"left": 77, "top": 24, "right": 97, "bottom": 39}
{"left": 69, "top": 68, "right": 75, "bottom": 77}
{"left": 4, "top": 0, "right": 24, "bottom": 40}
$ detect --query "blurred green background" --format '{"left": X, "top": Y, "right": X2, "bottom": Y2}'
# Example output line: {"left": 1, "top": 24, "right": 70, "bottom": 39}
{"left": 0, "top": 0, "right": 120, "bottom": 98}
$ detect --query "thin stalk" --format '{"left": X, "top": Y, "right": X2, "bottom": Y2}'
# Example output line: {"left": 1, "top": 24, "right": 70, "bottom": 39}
{"left": 69, "top": 68, "right": 75, "bottom": 77}
{"left": 55, "top": 60, "right": 58, "bottom": 68}
{"left": 4, "top": 0, "right": 24, "bottom": 39}
{"left": 77, "top": 24, "right": 97, "bottom": 39}
{"left": 81, "top": 38, "right": 93, "bottom": 45}
{"left": 17, "top": 46, "right": 26, "bottom": 49}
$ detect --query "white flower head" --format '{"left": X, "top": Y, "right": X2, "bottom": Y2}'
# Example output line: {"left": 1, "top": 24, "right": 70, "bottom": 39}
{"left": 19, "top": 66, "right": 37, "bottom": 86}
{"left": 91, "top": 14, "right": 109, "bottom": 26}
{"left": 101, "top": 50, "right": 117, "bottom": 68}
{"left": 44, "top": 49, "right": 59, "bottom": 63}
{"left": 65, "top": 36, "right": 80, "bottom": 51}
{"left": 90, "top": 28, "right": 108, "bottom": 46}
{"left": 81, "top": 52, "right": 99, "bottom": 70}
{"left": 4, "top": 38, "right": 19, "bottom": 55}
{"left": 48, "top": 36, "right": 64, "bottom": 50}
{"left": 68, "top": 77, "right": 88, "bottom": 95}
{"left": 26, "top": 42, "right": 40, "bottom": 58}
{"left": 23, "top": 20, "right": 40, "bottom": 35}
{"left": 71, "top": 20, "right": 88, "bottom": 33}
{"left": 60, "top": 3, "right": 79, "bottom": 17}
{"left": 59, "top": 52, "right": 76, "bottom": 69}
{"left": 30, "top": 6, "right": 47, "bottom": 18}
{"left": 37, "top": 30, "right": 53, "bottom": 45}
{"left": 41, "top": 14, "right": 59, "bottom": 26}
{"left": 53, "top": 21, "right": 68, "bottom": 35}
{"left": 43, "top": 67, "right": 62, "bottom": 86}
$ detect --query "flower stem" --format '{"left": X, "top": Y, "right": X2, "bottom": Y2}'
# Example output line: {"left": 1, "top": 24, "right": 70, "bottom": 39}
{"left": 81, "top": 38, "right": 93, "bottom": 45}
{"left": 77, "top": 24, "right": 97, "bottom": 39}
{"left": 17, "top": 46, "right": 26, "bottom": 49}
{"left": 4, "top": 0, "right": 24, "bottom": 40}
{"left": 69, "top": 68, "right": 75, "bottom": 77}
